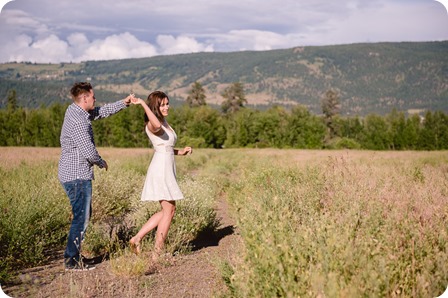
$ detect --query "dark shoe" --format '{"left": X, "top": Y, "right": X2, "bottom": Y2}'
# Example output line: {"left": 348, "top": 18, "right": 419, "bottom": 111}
{"left": 81, "top": 255, "right": 96, "bottom": 265}
{"left": 65, "top": 263, "right": 96, "bottom": 271}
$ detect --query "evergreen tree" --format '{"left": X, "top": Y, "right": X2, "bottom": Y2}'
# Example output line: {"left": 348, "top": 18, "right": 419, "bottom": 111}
{"left": 221, "top": 82, "right": 247, "bottom": 114}
{"left": 186, "top": 81, "right": 207, "bottom": 107}
{"left": 321, "top": 89, "right": 340, "bottom": 139}
{"left": 7, "top": 89, "right": 18, "bottom": 111}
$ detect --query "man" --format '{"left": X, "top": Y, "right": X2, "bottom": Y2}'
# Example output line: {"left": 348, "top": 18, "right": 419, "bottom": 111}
{"left": 58, "top": 82, "right": 132, "bottom": 271}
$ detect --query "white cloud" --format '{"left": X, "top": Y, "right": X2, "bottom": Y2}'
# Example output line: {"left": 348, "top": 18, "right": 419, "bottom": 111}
{"left": 212, "top": 30, "right": 303, "bottom": 51}
{"left": 31, "top": 34, "right": 72, "bottom": 62}
{"left": 0, "top": 0, "right": 447, "bottom": 63}
{"left": 67, "top": 32, "right": 89, "bottom": 47}
{"left": 304, "top": 0, "right": 448, "bottom": 45}
{"left": 65, "top": 33, "right": 89, "bottom": 59}
{"left": 1, "top": 32, "right": 159, "bottom": 63}
{"left": 3, "top": 34, "right": 32, "bottom": 62}
{"left": 4, "top": 34, "right": 73, "bottom": 63}
{"left": 0, "top": 9, "right": 47, "bottom": 35}
{"left": 156, "top": 35, "right": 214, "bottom": 55}
{"left": 0, "top": 28, "right": 215, "bottom": 63}
{"left": 77, "top": 32, "right": 157, "bottom": 62}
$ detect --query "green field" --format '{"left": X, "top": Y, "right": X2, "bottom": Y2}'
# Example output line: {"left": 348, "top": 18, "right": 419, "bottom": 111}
{"left": 0, "top": 147, "right": 447, "bottom": 297}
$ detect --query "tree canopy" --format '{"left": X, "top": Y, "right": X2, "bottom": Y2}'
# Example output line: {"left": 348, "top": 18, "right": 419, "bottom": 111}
{"left": 186, "top": 81, "right": 206, "bottom": 107}
{"left": 221, "top": 82, "right": 247, "bottom": 114}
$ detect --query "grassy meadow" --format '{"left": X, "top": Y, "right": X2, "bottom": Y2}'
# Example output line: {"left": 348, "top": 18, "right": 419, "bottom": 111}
{"left": 0, "top": 147, "right": 447, "bottom": 297}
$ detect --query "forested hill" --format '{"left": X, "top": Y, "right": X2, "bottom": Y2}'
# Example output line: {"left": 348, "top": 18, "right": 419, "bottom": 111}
{"left": 0, "top": 41, "right": 447, "bottom": 116}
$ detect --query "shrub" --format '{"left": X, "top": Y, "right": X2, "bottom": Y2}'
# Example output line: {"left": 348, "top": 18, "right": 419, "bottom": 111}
{"left": 326, "top": 137, "right": 362, "bottom": 149}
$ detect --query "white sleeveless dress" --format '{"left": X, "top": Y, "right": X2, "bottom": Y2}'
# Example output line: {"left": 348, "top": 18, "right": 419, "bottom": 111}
{"left": 141, "top": 124, "right": 184, "bottom": 201}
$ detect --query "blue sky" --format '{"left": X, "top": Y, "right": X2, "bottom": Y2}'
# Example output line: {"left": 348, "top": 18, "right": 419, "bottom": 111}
{"left": 0, "top": 0, "right": 447, "bottom": 63}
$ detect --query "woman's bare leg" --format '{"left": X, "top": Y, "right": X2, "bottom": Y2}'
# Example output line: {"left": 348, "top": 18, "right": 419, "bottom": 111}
{"left": 153, "top": 200, "right": 176, "bottom": 257}
{"left": 130, "top": 210, "right": 164, "bottom": 254}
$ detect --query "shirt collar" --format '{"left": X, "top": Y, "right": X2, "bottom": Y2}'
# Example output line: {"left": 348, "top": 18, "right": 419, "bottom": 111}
{"left": 71, "top": 102, "right": 90, "bottom": 119}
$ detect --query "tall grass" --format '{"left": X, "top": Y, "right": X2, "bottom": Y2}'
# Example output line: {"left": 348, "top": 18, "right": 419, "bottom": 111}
{"left": 0, "top": 148, "right": 221, "bottom": 285}
{"left": 224, "top": 150, "right": 448, "bottom": 297}
{"left": 0, "top": 161, "right": 68, "bottom": 283}
{"left": 2, "top": 148, "right": 447, "bottom": 297}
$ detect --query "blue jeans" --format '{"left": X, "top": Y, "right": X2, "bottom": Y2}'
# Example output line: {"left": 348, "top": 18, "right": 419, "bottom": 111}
{"left": 62, "top": 179, "right": 92, "bottom": 266}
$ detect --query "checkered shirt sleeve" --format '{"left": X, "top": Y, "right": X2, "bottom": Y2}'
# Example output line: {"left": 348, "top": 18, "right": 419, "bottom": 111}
{"left": 58, "top": 100, "right": 127, "bottom": 183}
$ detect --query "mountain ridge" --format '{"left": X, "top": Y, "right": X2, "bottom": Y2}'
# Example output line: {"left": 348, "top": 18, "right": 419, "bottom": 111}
{"left": 1, "top": 41, "right": 447, "bottom": 116}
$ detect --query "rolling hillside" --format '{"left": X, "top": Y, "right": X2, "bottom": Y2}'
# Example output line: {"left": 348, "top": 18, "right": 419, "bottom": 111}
{"left": 0, "top": 41, "right": 447, "bottom": 115}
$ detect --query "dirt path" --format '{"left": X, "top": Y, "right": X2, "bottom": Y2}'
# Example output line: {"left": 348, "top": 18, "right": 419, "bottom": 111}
{"left": 147, "top": 198, "right": 239, "bottom": 297}
{"left": 3, "top": 197, "right": 240, "bottom": 298}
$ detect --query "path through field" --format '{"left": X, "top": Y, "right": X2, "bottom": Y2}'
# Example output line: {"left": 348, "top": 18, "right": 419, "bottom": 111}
{"left": 4, "top": 196, "right": 239, "bottom": 298}
{"left": 147, "top": 197, "right": 239, "bottom": 297}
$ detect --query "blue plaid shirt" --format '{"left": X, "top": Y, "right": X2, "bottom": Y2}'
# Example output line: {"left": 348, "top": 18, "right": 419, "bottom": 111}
{"left": 58, "top": 101, "right": 127, "bottom": 183}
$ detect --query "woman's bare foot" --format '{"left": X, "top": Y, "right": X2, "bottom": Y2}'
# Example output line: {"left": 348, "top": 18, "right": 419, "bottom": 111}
{"left": 129, "top": 237, "right": 141, "bottom": 255}
{"left": 151, "top": 248, "right": 162, "bottom": 262}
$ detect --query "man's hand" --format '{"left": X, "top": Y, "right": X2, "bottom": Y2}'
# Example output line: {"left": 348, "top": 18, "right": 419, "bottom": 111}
{"left": 123, "top": 94, "right": 134, "bottom": 105}
{"left": 130, "top": 97, "right": 144, "bottom": 105}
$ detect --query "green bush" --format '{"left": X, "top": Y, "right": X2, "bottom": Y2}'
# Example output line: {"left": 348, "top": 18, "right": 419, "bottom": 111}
{"left": 326, "top": 137, "right": 362, "bottom": 149}
{"left": 0, "top": 163, "right": 69, "bottom": 283}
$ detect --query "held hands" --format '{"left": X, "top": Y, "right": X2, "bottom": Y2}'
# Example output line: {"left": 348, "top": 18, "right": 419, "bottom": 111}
{"left": 130, "top": 94, "right": 145, "bottom": 105}
{"left": 124, "top": 93, "right": 144, "bottom": 106}
{"left": 123, "top": 94, "right": 134, "bottom": 105}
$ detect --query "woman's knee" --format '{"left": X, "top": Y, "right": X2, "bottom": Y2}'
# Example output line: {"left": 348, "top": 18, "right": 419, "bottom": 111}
{"left": 161, "top": 200, "right": 176, "bottom": 218}
{"left": 167, "top": 204, "right": 176, "bottom": 218}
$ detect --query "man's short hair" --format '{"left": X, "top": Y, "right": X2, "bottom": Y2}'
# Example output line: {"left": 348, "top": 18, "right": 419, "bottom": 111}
{"left": 70, "top": 82, "right": 93, "bottom": 100}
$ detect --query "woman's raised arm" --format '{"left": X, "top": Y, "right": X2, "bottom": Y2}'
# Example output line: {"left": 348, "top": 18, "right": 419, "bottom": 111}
{"left": 131, "top": 96, "right": 162, "bottom": 134}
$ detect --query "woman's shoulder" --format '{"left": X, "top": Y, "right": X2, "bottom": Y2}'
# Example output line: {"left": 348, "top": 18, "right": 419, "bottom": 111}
{"left": 146, "top": 124, "right": 166, "bottom": 137}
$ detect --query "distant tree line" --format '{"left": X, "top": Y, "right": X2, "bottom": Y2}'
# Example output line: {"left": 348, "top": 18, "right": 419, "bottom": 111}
{"left": 1, "top": 84, "right": 448, "bottom": 150}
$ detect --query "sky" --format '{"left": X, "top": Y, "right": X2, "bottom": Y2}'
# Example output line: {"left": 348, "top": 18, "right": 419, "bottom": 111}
{"left": 0, "top": 0, "right": 447, "bottom": 64}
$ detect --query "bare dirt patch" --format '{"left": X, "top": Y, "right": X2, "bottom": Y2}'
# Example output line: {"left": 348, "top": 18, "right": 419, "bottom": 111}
{"left": 3, "top": 187, "right": 239, "bottom": 298}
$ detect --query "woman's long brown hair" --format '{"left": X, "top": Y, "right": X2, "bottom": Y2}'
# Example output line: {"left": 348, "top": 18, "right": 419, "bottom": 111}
{"left": 144, "top": 91, "right": 169, "bottom": 122}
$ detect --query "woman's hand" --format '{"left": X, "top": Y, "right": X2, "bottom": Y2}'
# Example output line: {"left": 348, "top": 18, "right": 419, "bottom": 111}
{"left": 130, "top": 96, "right": 144, "bottom": 105}
{"left": 180, "top": 147, "right": 192, "bottom": 156}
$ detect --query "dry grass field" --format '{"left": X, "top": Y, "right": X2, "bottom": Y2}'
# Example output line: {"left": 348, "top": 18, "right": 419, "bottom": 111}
{"left": 1, "top": 147, "right": 447, "bottom": 297}
{"left": 0, "top": 147, "right": 152, "bottom": 170}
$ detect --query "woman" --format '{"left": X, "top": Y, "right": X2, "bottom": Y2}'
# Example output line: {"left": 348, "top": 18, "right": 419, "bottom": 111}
{"left": 130, "top": 91, "right": 192, "bottom": 259}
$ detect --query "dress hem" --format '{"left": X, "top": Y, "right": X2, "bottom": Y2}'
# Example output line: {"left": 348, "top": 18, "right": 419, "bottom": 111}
{"left": 141, "top": 197, "right": 185, "bottom": 202}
